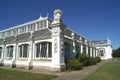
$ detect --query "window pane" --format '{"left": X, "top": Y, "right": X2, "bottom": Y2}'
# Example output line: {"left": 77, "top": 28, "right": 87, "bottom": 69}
{"left": 7, "top": 46, "right": 13, "bottom": 58}
{"left": 40, "top": 43, "right": 47, "bottom": 58}
{"left": 0, "top": 47, "right": 2, "bottom": 58}
{"left": 48, "top": 43, "right": 52, "bottom": 58}
{"left": 19, "top": 45, "right": 22, "bottom": 57}
{"left": 36, "top": 44, "right": 40, "bottom": 58}
{"left": 10, "top": 46, "right": 13, "bottom": 57}
{"left": 35, "top": 42, "right": 52, "bottom": 59}
{"left": 23, "top": 44, "right": 28, "bottom": 58}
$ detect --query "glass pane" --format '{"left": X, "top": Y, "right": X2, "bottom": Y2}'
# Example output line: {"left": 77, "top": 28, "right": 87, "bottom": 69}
{"left": 0, "top": 47, "right": 2, "bottom": 58}
{"left": 23, "top": 44, "right": 28, "bottom": 58}
{"left": 36, "top": 44, "right": 40, "bottom": 58}
{"left": 10, "top": 46, "right": 13, "bottom": 57}
{"left": 7, "top": 47, "right": 10, "bottom": 57}
{"left": 19, "top": 45, "right": 22, "bottom": 57}
{"left": 7, "top": 46, "right": 13, "bottom": 58}
{"left": 40, "top": 43, "right": 47, "bottom": 58}
{"left": 48, "top": 43, "right": 52, "bottom": 58}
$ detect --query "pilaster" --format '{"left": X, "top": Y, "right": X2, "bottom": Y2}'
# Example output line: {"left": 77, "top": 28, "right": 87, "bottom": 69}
{"left": 71, "top": 32, "right": 76, "bottom": 57}
{"left": 80, "top": 44, "right": 83, "bottom": 53}
{"left": 51, "top": 9, "right": 66, "bottom": 71}
{"left": 27, "top": 31, "right": 34, "bottom": 69}
{"left": 0, "top": 45, "right": 5, "bottom": 66}
{"left": 90, "top": 47, "right": 92, "bottom": 57}
{"left": 11, "top": 36, "right": 17, "bottom": 68}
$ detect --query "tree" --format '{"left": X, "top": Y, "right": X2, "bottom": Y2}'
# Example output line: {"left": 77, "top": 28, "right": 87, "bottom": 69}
{"left": 112, "top": 47, "right": 120, "bottom": 58}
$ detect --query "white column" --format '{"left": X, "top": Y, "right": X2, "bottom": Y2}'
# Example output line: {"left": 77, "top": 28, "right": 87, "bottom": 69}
{"left": 0, "top": 45, "right": 5, "bottom": 65}
{"left": 27, "top": 40, "right": 33, "bottom": 69}
{"left": 93, "top": 48, "right": 95, "bottom": 57}
{"left": 46, "top": 43, "right": 49, "bottom": 58}
{"left": 86, "top": 46, "right": 88, "bottom": 55}
{"left": 80, "top": 44, "right": 83, "bottom": 53}
{"left": 11, "top": 43, "right": 17, "bottom": 68}
{"left": 46, "top": 20, "right": 49, "bottom": 28}
{"left": 51, "top": 9, "right": 66, "bottom": 71}
{"left": 35, "top": 23, "right": 37, "bottom": 30}
{"left": 51, "top": 36, "right": 65, "bottom": 71}
{"left": 3, "top": 44, "right": 7, "bottom": 62}
{"left": 73, "top": 41, "right": 76, "bottom": 54}
{"left": 26, "top": 26, "right": 28, "bottom": 32}
{"left": 90, "top": 47, "right": 92, "bottom": 57}
{"left": 27, "top": 31, "right": 34, "bottom": 69}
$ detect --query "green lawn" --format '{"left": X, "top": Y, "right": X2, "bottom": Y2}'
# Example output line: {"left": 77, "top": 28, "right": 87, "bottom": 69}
{"left": 0, "top": 68, "right": 57, "bottom": 80}
{"left": 83, "top": 60, "right": 120, "bottom": 80}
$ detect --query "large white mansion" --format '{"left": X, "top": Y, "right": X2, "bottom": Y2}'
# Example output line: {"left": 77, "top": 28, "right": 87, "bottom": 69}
{"left": 0, "top": 9, "right": 112, "bottom": 71}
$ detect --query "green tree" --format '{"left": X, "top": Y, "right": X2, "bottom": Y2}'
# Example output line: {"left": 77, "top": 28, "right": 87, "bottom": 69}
{"left": 112, "top": 47, "right": 120, "bottom": 58}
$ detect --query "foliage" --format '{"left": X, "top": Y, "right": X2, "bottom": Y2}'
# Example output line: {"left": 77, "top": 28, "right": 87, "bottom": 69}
{"left": 77, "top": 53, "right": 101, "bottom": 66}
{"left": 112, "top": 47, "right": 120, "bottom": 58}
{"left": 77, "top": 53, "right": 88, "bottom": 66}
{"left": 87, "top": 57, "right": 97, "bottom": 65}
{"left": 66, "top": 59, "right": 83, "bottom": 70}
{"left": 95, "top": 56, "right": 101, "bottom": 63}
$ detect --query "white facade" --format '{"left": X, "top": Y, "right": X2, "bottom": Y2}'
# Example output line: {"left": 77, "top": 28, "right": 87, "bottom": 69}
{"left": 91, "top": 38, "right": 113, "bottom": 60}
{"left": 0, "top": 9, "right": 112, "bottom": 71}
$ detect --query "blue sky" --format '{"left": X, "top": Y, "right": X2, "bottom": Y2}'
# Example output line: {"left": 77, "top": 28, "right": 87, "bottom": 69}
{"left": 0, "top": 0, "right": 120, "bottom": 49}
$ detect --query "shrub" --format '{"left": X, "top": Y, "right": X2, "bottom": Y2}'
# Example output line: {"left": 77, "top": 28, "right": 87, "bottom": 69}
{"left": 77, "top": 53, "right": 88, "bottom": 66}
{"left": 95, "top": 56, "right": 101, "bottom": 63}
{"left": 67, "top": 59, "right": 83, "bottom": 70}
{"left": 87, "top": 57, "right": 97, "bottom": 65}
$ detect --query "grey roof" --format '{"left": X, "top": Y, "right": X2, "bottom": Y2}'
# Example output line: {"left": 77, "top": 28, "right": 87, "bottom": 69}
{"left": 17, "top": 32, "right": 31, "bottom": 43}
{"left": 33, "top": 28, "right": 52, "bottom": 40}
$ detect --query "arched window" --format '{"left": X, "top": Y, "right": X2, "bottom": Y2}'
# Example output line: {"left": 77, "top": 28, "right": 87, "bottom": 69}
{"left": 35, "top": 42, "right": 52, "bottom": 59}
{"left": 99, "top": 48, "right": 105, "bottom": 57}
{"left": 19, "top": 44, "right": 29, "bottom": 58}
{"left": 6, "top": 46, "right": 13, "bottom": 58}
{"left": 0, "top": 47, "right": 2, "bottom": 59}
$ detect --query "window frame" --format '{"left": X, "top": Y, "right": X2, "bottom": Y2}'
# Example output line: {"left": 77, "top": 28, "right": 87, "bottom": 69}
{"left": 18, "top": 44, "right": 29, "bottom": 59}
{"left": 0, "top": 47, "right": 2, "bottom": 59}
{"left": 35, "top": 42, "right": 52, "bottom": 59}
{"left": 6, "top": 45, "right": 14, "bottom": 59}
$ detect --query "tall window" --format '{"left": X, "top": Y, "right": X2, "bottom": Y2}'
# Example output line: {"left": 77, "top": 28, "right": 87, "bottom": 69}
{"left": 19, "top": 44, "right": 29, "bottom": 58}
{"left": 6, "top": 46, "right": 13, "bottom": 58}
{"left": 36, "top": 42, "right": 52, "bottom": 59}
{"left": 0, "top": 47, "right": 2, "bottom": 59}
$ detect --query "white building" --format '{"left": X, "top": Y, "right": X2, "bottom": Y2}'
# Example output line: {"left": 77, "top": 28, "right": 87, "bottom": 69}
{"left": 91, "top": 38, "right": 112, "bottom": 60}
{"left": 0, "top": 9, "right": 112, "bottom": 71}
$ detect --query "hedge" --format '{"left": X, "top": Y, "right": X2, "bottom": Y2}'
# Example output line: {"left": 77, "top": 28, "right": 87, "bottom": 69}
{"left": 66, "top": 59, "right": 83, "bottom": 70}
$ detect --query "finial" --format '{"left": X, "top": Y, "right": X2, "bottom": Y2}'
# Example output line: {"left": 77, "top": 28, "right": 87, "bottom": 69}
{"left": 39, "top": 13, "right": 42, "bottom": 19}
{"left": 52, "top": 9, "right": 63, "bottom": 24}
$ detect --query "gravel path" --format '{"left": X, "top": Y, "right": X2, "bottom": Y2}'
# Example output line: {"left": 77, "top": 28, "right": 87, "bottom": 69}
{"left": 52, "top": 61, "right": 107, "bottom": 80}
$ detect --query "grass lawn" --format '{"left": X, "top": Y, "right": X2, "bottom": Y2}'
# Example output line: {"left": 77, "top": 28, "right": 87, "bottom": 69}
{"left": 0, "top": 68, "right": 57, "bottom": 80}
{"left": 83, "top": 60, "right": 120, "bottom": 80}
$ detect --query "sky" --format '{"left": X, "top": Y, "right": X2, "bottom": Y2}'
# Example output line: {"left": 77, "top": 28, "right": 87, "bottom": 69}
{"left": 0, "top": 0, "right": 120, "bottom": 49}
